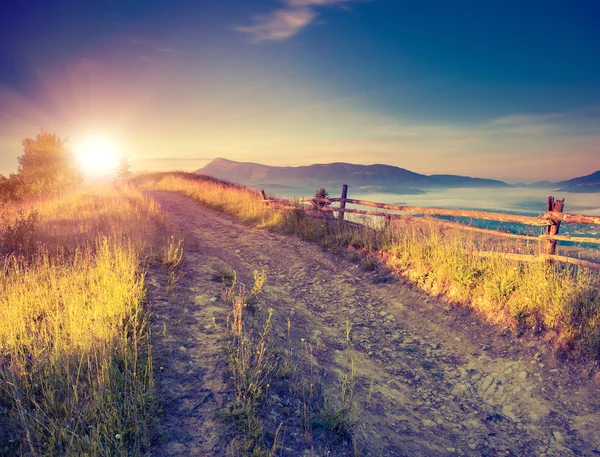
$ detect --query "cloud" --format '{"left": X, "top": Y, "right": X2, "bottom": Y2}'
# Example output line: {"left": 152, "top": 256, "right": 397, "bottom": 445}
{"left": 235, "top": 0, "right": 363, "bottom": 42}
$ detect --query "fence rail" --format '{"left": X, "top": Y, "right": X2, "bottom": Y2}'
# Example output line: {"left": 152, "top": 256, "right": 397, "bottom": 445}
{"left": 259, "top": 185, "right": 600, "bottom": 270}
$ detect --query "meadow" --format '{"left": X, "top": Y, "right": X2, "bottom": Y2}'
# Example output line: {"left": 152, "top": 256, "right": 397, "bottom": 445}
{"left": 137, "top": 172, "right": 600, "bottom": 362}
{"left": 0, "top": 184, "right": 169, "bottom": 456}
{"left": 2, "top": 171, "right": 598, "bottom": 455}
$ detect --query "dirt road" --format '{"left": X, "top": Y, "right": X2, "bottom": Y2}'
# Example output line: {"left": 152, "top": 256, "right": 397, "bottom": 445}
{"left": 148, "top": 191, "right": 600, "bottom": 457}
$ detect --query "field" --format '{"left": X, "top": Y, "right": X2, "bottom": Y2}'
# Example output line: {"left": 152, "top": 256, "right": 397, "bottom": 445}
{"left": 0, "top": 185, "right": 169, "bottom": 456}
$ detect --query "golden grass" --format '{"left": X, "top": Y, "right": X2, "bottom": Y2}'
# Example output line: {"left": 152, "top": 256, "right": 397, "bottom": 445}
{"left": 0, "top": 184, "right": 167, "bottom": 456}
{"left": 1, "top": 183, "right": 163, "bottom": 254}
{"left": 135, "top": 172, "right": 280, "bottom": 227}
{"left": 135, "top": 172, "right": 600, "bottom": 361}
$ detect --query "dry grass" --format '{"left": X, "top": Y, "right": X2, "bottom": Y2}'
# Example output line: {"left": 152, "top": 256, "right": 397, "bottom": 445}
{"left": 134, "top": 172, "right": 279, "bottom": 227}
{"left": 0, "top": 183, "right": 167, "bottom": 456}
{"left": 135, "top": 172, "right": 600, "bottom": 361}
{"left": 215, "top": 269, "right": 357, "bottom": 456}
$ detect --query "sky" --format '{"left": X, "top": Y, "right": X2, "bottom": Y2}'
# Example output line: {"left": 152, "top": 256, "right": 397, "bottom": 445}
{"left": 0, "top": 0, "right": 599, "bottom": 183}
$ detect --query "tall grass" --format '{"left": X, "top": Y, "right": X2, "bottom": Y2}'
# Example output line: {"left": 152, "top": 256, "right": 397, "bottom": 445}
{"left": 135, "top": 172, "right": 280, "bottom": 227}
{"left": 1, "top": 183, "right": 163, "bottom": 255}
{"left": 0, "top": 184, "right": 166, "bottom": 456}
{"left": 135, "top": 172, "right": 600, "bottom": 361}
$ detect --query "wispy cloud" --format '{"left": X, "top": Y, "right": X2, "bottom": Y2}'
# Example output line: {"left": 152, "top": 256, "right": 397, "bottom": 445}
{"left": 235, "top": 0, "right": 364, "bottom": 42}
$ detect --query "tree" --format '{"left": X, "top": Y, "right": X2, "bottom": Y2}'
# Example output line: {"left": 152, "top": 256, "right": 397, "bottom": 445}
{"left": 17, "top": 130, "right": 82, "bottom": 196}
{"left": 0, "top": 173, "right": 23, "bottom": 205}
{"left": 311, "top": 187, "right": 331, "bottom": 210}
{"left": 116, "top": 155, "right": 132, "bottom": 180}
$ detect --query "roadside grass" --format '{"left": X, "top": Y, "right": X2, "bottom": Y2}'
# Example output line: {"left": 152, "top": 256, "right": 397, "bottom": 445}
{"left": 134, "top": 172, "right": 279, "bottom": 227}
{"left": 0, "top": 184, "right": 168, "bottom": 456}
{"left": 134, "top": 172, "right": 600, "bottom": 362}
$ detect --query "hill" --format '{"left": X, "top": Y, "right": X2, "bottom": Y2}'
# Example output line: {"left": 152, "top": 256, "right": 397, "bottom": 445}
{"left": 197, "top": 158, "right": 509, "bottom": 191}
{"left": 555, "top": 170, "right": 600, "bottom": 193}
{"left": 522, "top": 171, "right": 600, "bottom": 193}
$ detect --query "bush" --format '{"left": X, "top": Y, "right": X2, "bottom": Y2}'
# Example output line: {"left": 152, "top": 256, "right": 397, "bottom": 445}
{"left": 0, "top": 210, "right": 38, "bottom": 255}
{"left": 0, "top": 173, "right": 23, "bottom": 205}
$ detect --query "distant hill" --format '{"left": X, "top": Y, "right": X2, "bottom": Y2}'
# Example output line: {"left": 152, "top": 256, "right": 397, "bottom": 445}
{"left": 555, "top": 170, "right": 600, "bottom": 193}
{"left": 520, "top": 171, "right": 600, "bottom": 193}
{"left": 197, "top": 158, "right": 510, "bottom": 191}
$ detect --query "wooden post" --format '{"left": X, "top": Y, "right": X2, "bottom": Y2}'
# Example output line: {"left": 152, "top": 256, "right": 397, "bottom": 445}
{"left": 259, "top": 189, "right": 266, "bottom": 201}
{"left": 544, "top": 196, "right": 565, "bottom": 259}
{"left": 338, "top": 184, "right": 348, "bottom": 221}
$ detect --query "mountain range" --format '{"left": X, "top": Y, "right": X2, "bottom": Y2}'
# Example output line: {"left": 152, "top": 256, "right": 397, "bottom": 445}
{"left": 197, "top": 158, "right": 600, "bottom": 193}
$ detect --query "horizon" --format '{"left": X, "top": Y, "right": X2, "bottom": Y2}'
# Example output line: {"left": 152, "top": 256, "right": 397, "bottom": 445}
{"left": 199, "top": 156, "right": 600, "bottom": 185}
{"left": 1, "top": 1, "right": 599, "bottom": 182}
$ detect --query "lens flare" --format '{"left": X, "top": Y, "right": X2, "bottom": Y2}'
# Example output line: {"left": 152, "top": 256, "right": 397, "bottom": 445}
{"left": 75, "top": 137, "right": 121, "bottom": 175}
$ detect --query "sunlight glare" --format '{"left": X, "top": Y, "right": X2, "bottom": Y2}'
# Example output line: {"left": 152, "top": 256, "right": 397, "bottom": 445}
{"left": 75, "top": 137, "right": 121, "bottom": 175}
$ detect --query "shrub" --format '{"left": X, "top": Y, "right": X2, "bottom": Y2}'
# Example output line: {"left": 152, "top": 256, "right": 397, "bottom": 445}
{"left": 0, "top": 210, "right": 38, "bottom": 255}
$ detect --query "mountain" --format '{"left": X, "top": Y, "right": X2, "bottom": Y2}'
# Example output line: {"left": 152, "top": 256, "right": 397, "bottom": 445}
{"left": 555, "top": 170, "right": 600, "bottom": 193}
{"left": 197, "top": 158, "right": 509, "bottom": 191}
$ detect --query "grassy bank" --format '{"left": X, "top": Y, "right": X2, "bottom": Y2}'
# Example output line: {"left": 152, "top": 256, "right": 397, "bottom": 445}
{"left": 135, "top": 172, "right": 600, "bottom": 361}
{"left": 0, "top": 184, "right": 167, "bottom": 456}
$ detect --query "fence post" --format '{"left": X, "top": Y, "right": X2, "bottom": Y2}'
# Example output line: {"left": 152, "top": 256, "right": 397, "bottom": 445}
{"left": 259, "top": 189, "right": 266, "bottom": 201}
{"left": 544, "top": 196, "right": 565, "bottom": 261}
{"left": 338, "top": 184, "right": 348, "bottom": 221}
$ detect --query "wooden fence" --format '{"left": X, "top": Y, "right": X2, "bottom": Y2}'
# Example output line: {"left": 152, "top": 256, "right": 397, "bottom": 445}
{"left": 259, "top": 185, "right": 600, "bottom": 271}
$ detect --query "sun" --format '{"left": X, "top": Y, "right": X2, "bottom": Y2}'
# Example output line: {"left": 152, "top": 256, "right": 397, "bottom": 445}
{"left": 75, "top": 137, "right": 121, "bottom": 175}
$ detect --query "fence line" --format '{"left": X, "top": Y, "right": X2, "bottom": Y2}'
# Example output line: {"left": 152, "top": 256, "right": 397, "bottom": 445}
{"left": 259, "top": 185, "right": 600, "bottom": 270}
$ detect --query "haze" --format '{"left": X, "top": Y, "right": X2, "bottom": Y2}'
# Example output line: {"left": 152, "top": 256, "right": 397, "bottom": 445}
{"left": 1, "top": 1, "right": 599, "bottom": 183}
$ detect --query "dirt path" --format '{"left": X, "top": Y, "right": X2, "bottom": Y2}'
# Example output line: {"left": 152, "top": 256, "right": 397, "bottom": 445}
{"left": 148, "top": 191, "right": 600, "bottom": 457}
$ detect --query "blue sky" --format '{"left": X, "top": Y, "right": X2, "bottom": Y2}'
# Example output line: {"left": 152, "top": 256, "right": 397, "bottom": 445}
{"left": 0, "top": 0, "right": 599, "bottom": 182}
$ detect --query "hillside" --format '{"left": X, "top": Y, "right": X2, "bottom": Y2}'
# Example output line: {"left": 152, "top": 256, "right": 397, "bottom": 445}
{"left": 556, "top": 170, "right": 600, "bottom": 193}
{"left": 197, "top": 158, "right": 509, "bottom": 191}
{"left": 525, "top": 171, "right": 600, "bottom": 193}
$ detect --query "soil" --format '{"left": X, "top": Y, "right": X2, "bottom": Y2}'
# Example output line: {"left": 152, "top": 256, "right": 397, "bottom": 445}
{"left": 147, "top": 191, "right": 600, "bottom": 457}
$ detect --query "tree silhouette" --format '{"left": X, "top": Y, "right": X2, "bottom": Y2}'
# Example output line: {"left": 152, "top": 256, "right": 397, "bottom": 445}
{"left": 18, "top": 130, "right": 82, "bottom": 196}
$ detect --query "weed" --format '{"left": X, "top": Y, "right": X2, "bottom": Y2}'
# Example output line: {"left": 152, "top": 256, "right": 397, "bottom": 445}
{"left": 222, "top": 270, "right": 279, "bottom": 455}
{"left": 213, "top": 265, "right": 236, "bottom": 286}
{"left": 453, "top": 265, "right": 482, "bottom": 288}
{"left": 163, "top": 235, "right": 184, "bottom": 271}
{"left": 360, "top": 256, "right": 378, "bottom": 272}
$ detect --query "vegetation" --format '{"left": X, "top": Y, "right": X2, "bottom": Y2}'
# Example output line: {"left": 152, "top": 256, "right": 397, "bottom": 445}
{"left": 216, "top": 269, "right": 358, "bottom": 456}
{"left": 0, "top": 130, "right": 82, "bottom": 204}
{"left": 311, "top": 187, "right": 331, "bottom": 210}
{"left": 0, "top": 184, "right": 168, "bottom": 456}
{"left": 135, "top": 172, "right": 600, "bottom": 361}
{"left": 0, "top": 174, "right": 23, "bottom": 205}
{"left": 117, "top": 156, "right": 132, "bottom": 180}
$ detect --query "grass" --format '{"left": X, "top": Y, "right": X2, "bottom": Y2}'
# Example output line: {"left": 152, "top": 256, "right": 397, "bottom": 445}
{"left": 135, "top": 172, "right": 600, "bottom": 362}
{"left": 214, "top": 268, "right": 359, "bottom": 456}
{"left": 0, "top": 183, "right": 168, "bottom": 456}
{"left": 220, "top": 272, "right": 277, "bottom": 455}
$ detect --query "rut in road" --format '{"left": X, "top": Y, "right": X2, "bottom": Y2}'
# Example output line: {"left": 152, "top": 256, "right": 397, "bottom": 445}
{"left": 148, "top": 191, "right": 600, "bottom": 457}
